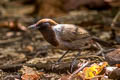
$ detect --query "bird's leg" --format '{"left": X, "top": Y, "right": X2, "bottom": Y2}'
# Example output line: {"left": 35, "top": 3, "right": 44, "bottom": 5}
{"left": 70, "top": 45, "right": 91, "bottom": 72}
{"left": 70, "top": 50, "right": 81, "bottom": 72}
{"left": 55, "top": 50, "right": 70, "bottom": 64}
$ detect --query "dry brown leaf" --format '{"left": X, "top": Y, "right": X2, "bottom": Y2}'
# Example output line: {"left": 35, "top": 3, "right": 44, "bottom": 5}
{"left": 20, "top": 66, "right": 43, "bottom": 80}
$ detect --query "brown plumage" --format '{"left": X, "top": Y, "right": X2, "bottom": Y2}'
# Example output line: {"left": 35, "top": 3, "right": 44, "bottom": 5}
{"left": 28, "top": 18, "right": 96, "bottom": 50}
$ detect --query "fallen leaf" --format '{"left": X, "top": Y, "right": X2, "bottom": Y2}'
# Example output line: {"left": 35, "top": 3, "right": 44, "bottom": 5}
{"left": 78, "top": 62, "right": 108, "bottom": 79}
{"left": 20, "top": 66, "right": 43, "bottom": 80}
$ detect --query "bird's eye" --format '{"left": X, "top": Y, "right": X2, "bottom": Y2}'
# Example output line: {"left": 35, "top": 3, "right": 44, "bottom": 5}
{"left": 38, "top": 22, "right": 50, "bottom": 29}
{"left": 42, "top": 22, "right": 50, "bottom": 27}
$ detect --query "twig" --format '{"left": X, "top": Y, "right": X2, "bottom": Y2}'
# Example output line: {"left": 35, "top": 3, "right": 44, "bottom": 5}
{"left": 0, "top": 61, "right": 78, "bottom": 73}
{"left": 68, "top": 61, "right": 90, "bottom": 80}
{"left": 111, "top": 10, "right": 120, "bottom": 28}
{"left": 111, "top": 10, "right": 120, "bottom": 41}
{"left": 0, "top": 37, "right": 22, "bottom": 44}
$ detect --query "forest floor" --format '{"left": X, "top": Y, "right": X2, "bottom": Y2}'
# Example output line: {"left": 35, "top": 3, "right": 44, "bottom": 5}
{"left": 0, "top": 0, "right": 120, "bottom": 80}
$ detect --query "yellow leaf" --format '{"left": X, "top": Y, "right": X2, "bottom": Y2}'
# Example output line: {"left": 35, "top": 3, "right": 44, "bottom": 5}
{"left": 78, "top": 62, "right": 108, "bottom": 79}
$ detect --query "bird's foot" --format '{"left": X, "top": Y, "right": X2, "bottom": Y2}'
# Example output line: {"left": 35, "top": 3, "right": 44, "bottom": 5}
{"left": 52, "top": 60, "right": 64, "bottom": 70}
{"left": 51, "top": 62, "right": 60, "bottom": 70}
{"left": 70, "top": 59, "right": 77, "bottom": 73}
{"left": 52, "top": 50, "right": 70, "bottom": 69}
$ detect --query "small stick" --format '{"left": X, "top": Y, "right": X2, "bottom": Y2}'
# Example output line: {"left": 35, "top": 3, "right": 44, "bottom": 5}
{"left": 0, "top": 37, "right": 22, "bottom": 44}
{"left": 111, "top": 10, "right": 120, "bottom": 28}
{"left": 111, "top": 10, "right": 120, "bottom": 42}
{"left": 68, "top": 61, "right": 90, "bottom": 80}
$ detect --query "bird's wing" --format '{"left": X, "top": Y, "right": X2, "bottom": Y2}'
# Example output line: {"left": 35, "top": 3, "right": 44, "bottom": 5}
{"left": 53, "top": 24, "right": 91, "bottom": 42}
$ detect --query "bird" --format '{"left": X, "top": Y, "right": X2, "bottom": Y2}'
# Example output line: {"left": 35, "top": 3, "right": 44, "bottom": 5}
{"left": 28, "top": 18, "right": 109, "bottom": 71}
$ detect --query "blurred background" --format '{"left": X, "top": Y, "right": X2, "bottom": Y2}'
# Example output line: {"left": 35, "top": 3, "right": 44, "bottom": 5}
{"left": 0, "top": 0, "right": 120, "bottom": 28}
{"left": 0, "top": 0, "right": 120, "bottom": 79}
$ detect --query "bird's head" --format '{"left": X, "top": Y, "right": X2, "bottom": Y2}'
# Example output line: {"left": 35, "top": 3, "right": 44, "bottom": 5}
{"left": 28, "top": 18, "right": 58, "bottom": 30}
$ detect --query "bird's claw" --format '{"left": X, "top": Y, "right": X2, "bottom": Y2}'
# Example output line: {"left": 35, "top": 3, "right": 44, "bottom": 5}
{"left": 70, "top": 60, "right": 77, "bottom": 72}
{"left": 51, "top": 62, "right": 60, "bottom": 70}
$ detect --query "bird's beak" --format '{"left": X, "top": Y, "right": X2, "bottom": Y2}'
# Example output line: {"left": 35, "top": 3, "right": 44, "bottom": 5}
{"left": 28, "top": 24, "right": 37, "bottom": 29}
